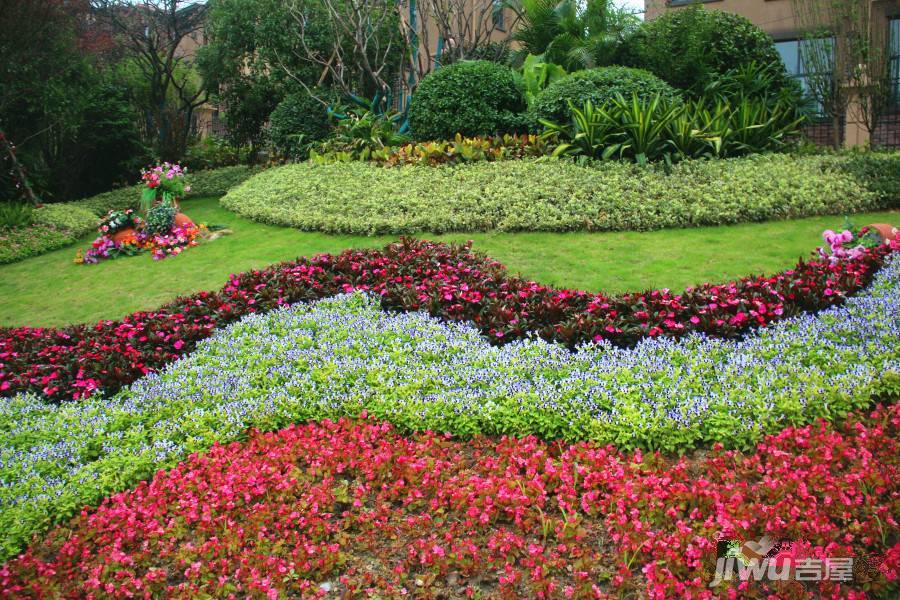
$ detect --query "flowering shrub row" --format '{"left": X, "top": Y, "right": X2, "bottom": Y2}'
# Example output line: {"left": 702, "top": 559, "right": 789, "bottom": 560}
{"left": 2, "top": 404, "right": 897, "bottom": 597}
{"left": 1, "top": 237, "right": 893, "bottom": 402}
{"left": 0, "top": 259, "right": 896, "bottom": 560}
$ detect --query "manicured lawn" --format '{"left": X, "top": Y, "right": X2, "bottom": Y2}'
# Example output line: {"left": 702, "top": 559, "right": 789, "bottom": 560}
{"left": 0, "top": 196, "right": 895, "bottom": 327}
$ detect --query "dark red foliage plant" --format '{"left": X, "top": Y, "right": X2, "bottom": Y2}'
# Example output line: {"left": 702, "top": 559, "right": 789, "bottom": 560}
{"left": 1, "top": 239, "right": 894, "bottom": 402}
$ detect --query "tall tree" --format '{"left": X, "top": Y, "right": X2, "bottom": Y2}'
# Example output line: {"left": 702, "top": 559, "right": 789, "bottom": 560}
{"left": 91, "top": 0, "right": 209, "bottom": 159}
{"left": 198, "top": 0, "right": 331, "bottom": 147}
{"left": 399, "top": 0, "right": 515, "bottom": 86}
{"left": 508, "top": 0, "right": 639, "bottom": 71}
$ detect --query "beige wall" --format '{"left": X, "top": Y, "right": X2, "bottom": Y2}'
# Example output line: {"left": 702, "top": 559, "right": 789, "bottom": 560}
{"left": 644, "top": 0, "right": 900, "bottom": 148}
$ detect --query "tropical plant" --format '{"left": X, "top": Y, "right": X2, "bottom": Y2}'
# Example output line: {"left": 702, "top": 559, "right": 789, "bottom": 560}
{"left": 508, "top": 0, "right": 640, "bottom": 71}
{"left": 519, "top": 53, "right": 568, "bottom": 106}
{"left": 314, "top": 106, "right": 411, "bottom": 161}
{"left": 542, "top": 93, "right": 805, "bottom": 163}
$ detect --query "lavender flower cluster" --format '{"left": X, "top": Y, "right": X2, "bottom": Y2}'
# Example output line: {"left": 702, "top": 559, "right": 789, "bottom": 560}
{"left": 1, "top": 255, "right": 897, "bottom": 561}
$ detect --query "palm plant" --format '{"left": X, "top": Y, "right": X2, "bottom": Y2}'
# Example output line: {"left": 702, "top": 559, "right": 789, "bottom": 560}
{"left": 508, "top": 0, "right": 639, "bottom": 71}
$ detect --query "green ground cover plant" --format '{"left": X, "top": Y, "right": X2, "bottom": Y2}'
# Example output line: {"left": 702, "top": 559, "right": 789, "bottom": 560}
{"left": 0, "top": 204, "right": 98, "bottom": 265}
{"left": 221, "top": 154, "right": 896, "bottom": 235}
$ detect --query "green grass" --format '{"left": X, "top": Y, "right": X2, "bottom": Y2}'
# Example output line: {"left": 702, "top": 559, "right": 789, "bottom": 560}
{"left": 0, "top": 196, "right": 895, "bottom": 327}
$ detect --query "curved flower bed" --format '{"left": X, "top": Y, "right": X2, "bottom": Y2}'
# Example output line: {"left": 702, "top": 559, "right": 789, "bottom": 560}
{"left": 1, "top": 256, "right": 896, "bottom": 561}
{"left": 1, "top": 239, "right": 894, "bottom": 403}
{"left": 2, "top": 405, "right": 897, "bottom": 598}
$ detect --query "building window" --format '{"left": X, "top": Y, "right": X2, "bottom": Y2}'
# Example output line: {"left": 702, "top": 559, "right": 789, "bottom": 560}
{"left": 775, "top": 37, "right": 833, "bottom": 116}
{"left": 890, "top": 18, "right": 900, "bottom": 107}
{"left": 492, "top": 0, "right": 504, "bottom": 30}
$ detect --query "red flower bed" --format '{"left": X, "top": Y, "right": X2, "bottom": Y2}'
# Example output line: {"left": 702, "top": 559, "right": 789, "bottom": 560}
{"left": 1, "top": 239, "right": 894, "bottom": 402}
{"left": 3, "top": 405, "right": 897, "bottom": 598}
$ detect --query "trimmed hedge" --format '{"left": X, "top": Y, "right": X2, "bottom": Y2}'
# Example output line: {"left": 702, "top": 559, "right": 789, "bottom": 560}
{"left": 221, "top": 154, "right": 895, "bottom": 235}
{"left": 0, "top": 204, "right": 98, "bottom": 265}
{"left": 268, "top": 91, "right": 336, "bottom": 159}
{"left": 74, "top": 164, "right": 262, "bottom": 217}
{"left": 531, "top": 66, "right": 681, "bottom": 124}
{"left": 408, "top": 61, "right": 527, "bottom": 140}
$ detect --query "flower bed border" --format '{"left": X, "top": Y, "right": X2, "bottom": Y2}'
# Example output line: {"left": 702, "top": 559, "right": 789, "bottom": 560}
{"left": 1, "top": 238, "right": 895, "bottom": 403}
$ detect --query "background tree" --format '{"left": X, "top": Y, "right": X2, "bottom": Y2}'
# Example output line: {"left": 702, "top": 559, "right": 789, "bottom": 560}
{"left": 1, "top": 0, "right": 143, "bottom": 202}
{"left": 198, "top": 0, "right": 332, "bottom": 149}
{"left": 90, "top": 0, "right": 209, "bottom": 160}
{"left": 282, "top": 0, "right": 405, "bottom": 105}
{"left": 792, "top": 0, "right": 893, "bottom": 147}
{"left": 399, "top": 0, "right": 517, "bottom": 86}
{"left": 508, "top": 0, "right": 639, "bottom": 71}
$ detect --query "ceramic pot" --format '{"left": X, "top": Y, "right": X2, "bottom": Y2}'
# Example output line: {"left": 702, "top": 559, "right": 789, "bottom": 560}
{"left": 173, "top": 213, "right": 194, "bottom": 228}
{"left": 867, "top": 223, "right": 897, "bottom": 243}
{"left": 111, "top": 227, "right": 138, "bottom": 245}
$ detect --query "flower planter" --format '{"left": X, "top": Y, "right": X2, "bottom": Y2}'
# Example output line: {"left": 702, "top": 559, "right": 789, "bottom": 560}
{"left": 868, "top": 223, "right": 897, "bottom": 243}
{"left": 111, "top": 227, "right": 138, "bottom": 245}
{"left": 173, "top": 212, "right": 194, "bottom": 228}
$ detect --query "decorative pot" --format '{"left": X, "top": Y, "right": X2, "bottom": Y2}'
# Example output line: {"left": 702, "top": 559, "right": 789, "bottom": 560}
{"left": 173, "top": 212, "right": 194, "bottom": 228}
{"left": 111, "top": 227, "right": 138, "bottom": 245}
{"left": 867, "top": 223, "right": 897, "bottom": 243}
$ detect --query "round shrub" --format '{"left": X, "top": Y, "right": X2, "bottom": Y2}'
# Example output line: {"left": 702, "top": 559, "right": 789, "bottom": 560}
{"left": 267, "top": 91, "right": 336, "bottom": 159}
{"left": 409, "top": 61, "right": 526, "bottom": 140}
{"left": 618, "top": 6, "right": 786, "bottom": 93}
{"left": 531, "top": 66, "right": 680, "bottom": 124}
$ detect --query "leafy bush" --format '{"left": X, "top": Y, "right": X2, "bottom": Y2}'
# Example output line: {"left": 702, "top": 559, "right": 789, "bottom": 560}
{"left": 0, "top": 226, "right": 74, "bottom": 265}
{"left": 182, "top": 136, "right": 251, "bottom": 170}
{"left": 408, "top": 61, "right": 527, "bottom": 140}
{"left": 831, "top": 151, "right": 900, "bottom": 206}
{"left": 618, "top": 6, "right": 787, "bottom": 94}
{"left": 267, "top": 91, "right": 336, "bottom": 159}
{"left": 143, "top": 204, "right": 176, "bottom": 236}
{"left": 312, "top": 106, "right": 410, "bottom": 161}
{"left": 531, "top": 66, "right": 680, "bottom": 124}
{"left": 0, "top": 203, "right": 34, "bottom": 229}
{"left": 0, "top": 260, "right": 896, "bottom": 559}
{"left": 221, "top": 155, "right": 886, "bottom": 234}
{"left": 1, "top": 237, "right": 891, "bottom": 403}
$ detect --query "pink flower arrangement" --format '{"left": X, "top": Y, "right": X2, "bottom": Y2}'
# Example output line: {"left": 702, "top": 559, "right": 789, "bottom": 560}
{"left": 819, "top": 229, "right": 868, "bottom": 263}
{"left": 140, "top": 162, "right": 189, "bottom": 209}
{"left": 2, "top": 405, "right": 897, "bottom": 597}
